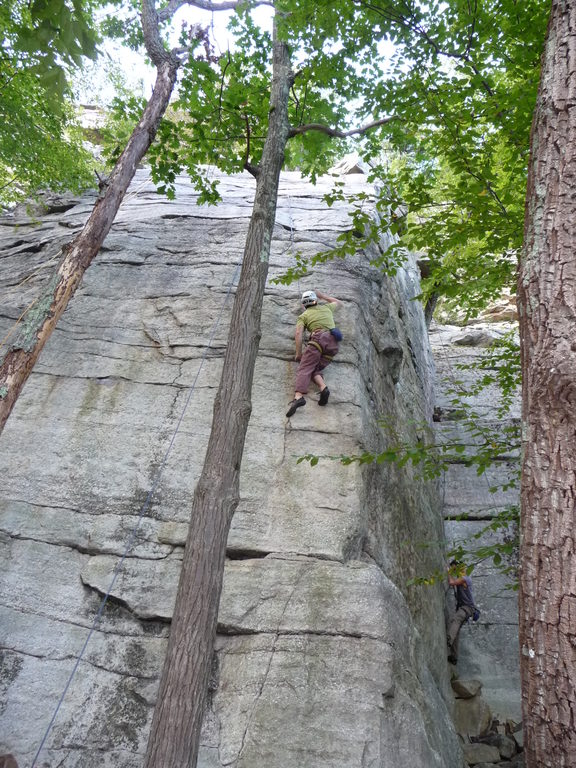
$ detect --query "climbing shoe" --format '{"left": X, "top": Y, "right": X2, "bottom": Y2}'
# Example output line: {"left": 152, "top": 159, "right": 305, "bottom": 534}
{"left": 318, "top": 387, "right": 330, "bottom": 406}
{"left": 286, "top": 397, "right": 306, "bottom": 417}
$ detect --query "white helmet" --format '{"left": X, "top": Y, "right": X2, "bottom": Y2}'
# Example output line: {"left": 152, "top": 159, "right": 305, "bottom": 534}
{"left": 301, "top": 290, "right": 317, "bottom": 307}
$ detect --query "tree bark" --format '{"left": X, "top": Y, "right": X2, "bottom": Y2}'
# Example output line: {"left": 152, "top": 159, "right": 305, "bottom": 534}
{"left": 517, "top": 2, "right": 576, "bottom": 766}
{"left": 143, "top": 24, "right": 292, "bottom": 768}
{"left": 0, "top": 9, "right": 180, "bottom": 436}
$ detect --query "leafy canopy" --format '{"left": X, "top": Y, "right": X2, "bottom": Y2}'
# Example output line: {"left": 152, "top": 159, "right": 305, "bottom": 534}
{"left": 0, "top": 0, "right": 101, "bottom": 203}
{"left": 103, "top": 0, "right": 395, "bottom": 200}
{"left": 355, "top": 0, "right": 550, "bottom": 314}
{"left": 263, "top": 0, "right": 549, "bottom": 313}
{"left": 264, "top": 0, "right": 549, "bottom": 313}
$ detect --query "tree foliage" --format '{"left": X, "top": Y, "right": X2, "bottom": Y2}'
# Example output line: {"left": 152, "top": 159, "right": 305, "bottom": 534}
{"left": 0, "top": 0, "right": 101, "bottom": 203}
{"left": 356, "top": 0, "right": 549, "bottom": 314}
{"left": 102, "top": 1, "right": 395, "bottom": 199}
{"left": 260, "top": 0, "right": 550, "bottom": 315}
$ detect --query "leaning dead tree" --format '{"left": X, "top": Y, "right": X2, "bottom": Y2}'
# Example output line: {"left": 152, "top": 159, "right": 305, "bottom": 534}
{"left": 0, "top": 0, "right": 258, "bottom": 435}
{"left": 0, "top": 0, "right": 181, "bottom": 434}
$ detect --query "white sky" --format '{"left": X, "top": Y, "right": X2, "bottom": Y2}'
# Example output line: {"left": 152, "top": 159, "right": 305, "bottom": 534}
{"left": 76, "top": 4, "right": 274, "bottom": 105}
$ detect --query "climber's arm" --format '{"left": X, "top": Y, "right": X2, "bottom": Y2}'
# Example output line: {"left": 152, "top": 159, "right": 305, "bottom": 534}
{"left": 316, "top": 290, "right": 342, "bottom": 306}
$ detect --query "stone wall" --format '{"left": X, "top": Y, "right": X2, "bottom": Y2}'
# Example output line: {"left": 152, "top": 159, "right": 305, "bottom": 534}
{"left": 0, "top": 169, "right": 464, "bottom": 767}
{"left": 430, "top": 322, "right": 521, "bottom": 721}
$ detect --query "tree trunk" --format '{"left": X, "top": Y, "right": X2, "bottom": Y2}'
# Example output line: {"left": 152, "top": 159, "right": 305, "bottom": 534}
{"left": 143, "top": 26, "right": 292, "bottom": 768}
{"left": 0, "top": 43, "right": 179, "bottom": 435}
{"left": 517, "top": 2, "right": 576, "bottom": 766}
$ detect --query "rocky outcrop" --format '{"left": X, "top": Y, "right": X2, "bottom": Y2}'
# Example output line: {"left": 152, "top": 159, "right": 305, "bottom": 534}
{"left": 431, "top": 323, "right": 521, "bottom": 721}
{"left": 450, "top": 676, "right": 524, "bottom": 767}
{"left": 0, "top": 169, "right": 463, "bottom": 766}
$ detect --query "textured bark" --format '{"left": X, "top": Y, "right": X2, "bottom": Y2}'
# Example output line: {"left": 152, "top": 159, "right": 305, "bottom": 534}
{"left": 143, "top": 26, "right": 293, "bottom": 768}
{"left": 517, "top": 2, "right": 576, "bottom": 766}
{"left": 0, "top": 4, "right": 180, "bottom": 436}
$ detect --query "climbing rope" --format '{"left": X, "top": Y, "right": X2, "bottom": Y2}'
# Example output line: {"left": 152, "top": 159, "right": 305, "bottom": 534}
{"left": 287, "top": 192, "right": 301, "bottom": 298}
{"left": 0, "top": 298, "right": 39, "bottom": 352}
{"left": 31, "top": 255, "right": 242, "bottom": 768}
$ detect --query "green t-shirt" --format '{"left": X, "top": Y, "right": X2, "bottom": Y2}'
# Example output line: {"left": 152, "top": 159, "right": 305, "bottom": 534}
{"left": 296, "top": 302, "right": 337, "bottom": 332}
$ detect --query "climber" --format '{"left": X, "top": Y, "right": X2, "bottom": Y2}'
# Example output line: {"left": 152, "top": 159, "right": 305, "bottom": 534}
{"left": 446, "top": 560, "right": 477, "bottom": 664}
{"left": 286, "top": 289, "right": 342, "bottom": 418}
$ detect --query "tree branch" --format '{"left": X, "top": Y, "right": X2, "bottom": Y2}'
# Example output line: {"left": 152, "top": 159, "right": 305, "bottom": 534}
{"left": 219, "top": 50, "right": 232, "bottom": 121}
{"left": 242, "top": 113, "right": 259, "bottom": 178}
{"left": 0, "top": 174, "right": 18, "bottom": 191}
{"left": 288, "top": 115, "right": 396, "bottom": 139}
{"left": 354, "top": 0, "right": 478, "bottom": 62}
{"left": 158, "top": 0, "right": 273, "bottom": 23}
{"left": 171, "top": 44, "right": 192, "bottom": 56}
{"left": 142, "top": 0, "right": 176, "bottom": 65}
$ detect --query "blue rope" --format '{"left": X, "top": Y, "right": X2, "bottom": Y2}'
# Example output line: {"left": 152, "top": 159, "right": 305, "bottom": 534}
{"left": 31, "top": 259, "right": 242, "bottom": 767}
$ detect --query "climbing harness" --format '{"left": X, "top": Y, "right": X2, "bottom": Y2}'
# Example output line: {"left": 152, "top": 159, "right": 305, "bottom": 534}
{"left": 307, "top": 337, "right": 333, "bottom": 359}
{"left": 307, "top": 327, "right": 343, "bottom": 360}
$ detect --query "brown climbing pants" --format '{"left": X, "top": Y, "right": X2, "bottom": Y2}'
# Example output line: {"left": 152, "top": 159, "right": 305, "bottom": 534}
{"left": 294, "top": 330, "right": 339, "bottom": 393}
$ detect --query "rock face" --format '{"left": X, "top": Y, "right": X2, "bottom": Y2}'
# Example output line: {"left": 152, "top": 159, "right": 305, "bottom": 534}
{"left": 431, "top": 323, "right": 521, "bottom": 721}
{"left": 0, "top": 169, "right": 464, "bottom": 767}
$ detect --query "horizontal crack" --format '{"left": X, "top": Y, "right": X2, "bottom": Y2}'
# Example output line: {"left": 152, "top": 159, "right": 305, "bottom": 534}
{"left": 226, "top": 549, "right": 272, "bottom": 561}
{"left": 0, "top": 600, "right": 168, "bottom": 640}
{"left": 0, "top": 644, "right": 161, "bottom": 680}
{"left": 1, "top": 531, "right": 174, "bottom": 561}
{"left": 444, "top": 513, "right": 513, "bottom": 521}
{"left": 217, "top": 626, "right": 367, "bottom": 640}
{"left": 79, "top": 582, "right": 173, "bottom": 625}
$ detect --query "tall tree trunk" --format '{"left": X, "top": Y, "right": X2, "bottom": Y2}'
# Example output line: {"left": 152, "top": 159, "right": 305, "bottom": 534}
{"left": 518, "top": 2, "right": 576, "bottom": 766}
{"left": 143, "top": 26, "right": 292, "bottom": 768}
{"left": 0, "top": 7, "right": 179, "bottom": 435}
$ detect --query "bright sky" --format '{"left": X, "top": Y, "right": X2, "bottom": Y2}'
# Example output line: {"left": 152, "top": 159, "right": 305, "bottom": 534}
{"left": 76, "top": 4, "right": 274, "bottom": 105}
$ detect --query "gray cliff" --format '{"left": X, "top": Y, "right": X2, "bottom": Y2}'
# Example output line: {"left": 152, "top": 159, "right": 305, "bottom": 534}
{"left": 431, "top": 321, "right": 521, "bottom": 723}
{"left": 0, "top": 168, "right": 500, "bottom": 767}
